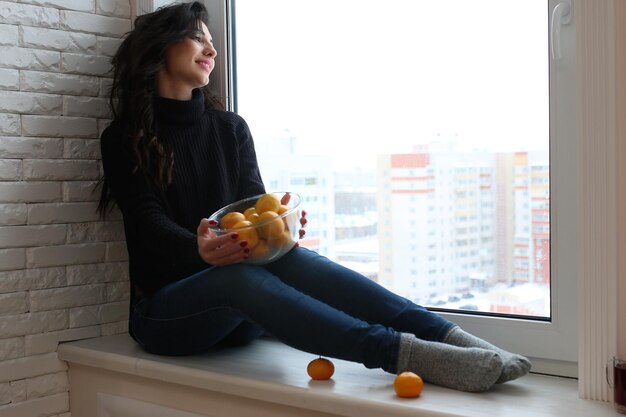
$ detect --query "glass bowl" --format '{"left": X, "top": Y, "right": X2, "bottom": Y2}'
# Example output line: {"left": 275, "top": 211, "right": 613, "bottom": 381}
{"left": 207, "top": 192, "right": 302, "bottom": 265}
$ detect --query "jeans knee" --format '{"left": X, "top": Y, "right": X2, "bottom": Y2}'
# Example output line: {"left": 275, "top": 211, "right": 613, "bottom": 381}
{"left": 216, "top": 264, "right": 272, "bottom": 293}
{"left": 217, "top": 322, "right": 265, "bottom": 347}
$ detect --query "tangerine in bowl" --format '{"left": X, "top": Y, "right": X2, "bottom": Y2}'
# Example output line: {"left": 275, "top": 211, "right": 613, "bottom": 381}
{"left": 208, "top": 192, "right": 302, "bottom": 265}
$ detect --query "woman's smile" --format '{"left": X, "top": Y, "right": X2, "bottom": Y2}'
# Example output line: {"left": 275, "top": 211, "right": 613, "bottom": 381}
{"left": 196, "top": 59, "right": 214, "bottom": 73}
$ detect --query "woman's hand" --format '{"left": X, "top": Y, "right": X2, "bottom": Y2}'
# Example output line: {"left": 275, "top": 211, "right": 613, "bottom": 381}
{"left": 197, "top": 218, "right": 250, "bottom": 266}
{"left": 281, "top": 193, "right": 307, "bottom": 240}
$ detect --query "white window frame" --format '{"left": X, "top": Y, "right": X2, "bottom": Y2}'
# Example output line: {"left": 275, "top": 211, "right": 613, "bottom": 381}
{"left": 434, "top": 0, "right": 578, "bottom": 378}
{"left": 137, "top": 0, "right": 624, "bottom": 399}
{"left": 207, "top": 0, "right": 580, "bottom": 378}
{"left": 218, "top": 0, "right": 580, "bottom": 377}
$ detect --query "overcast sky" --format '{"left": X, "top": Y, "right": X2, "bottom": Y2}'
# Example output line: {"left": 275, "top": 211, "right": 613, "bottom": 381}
{"left": 234, "top": 1, "right": 549, "bottom": 169}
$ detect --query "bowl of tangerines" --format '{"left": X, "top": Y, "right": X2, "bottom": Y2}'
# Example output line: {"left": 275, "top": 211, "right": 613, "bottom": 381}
{"left": 208, "top": 192, "right": 302, "bottom": 265}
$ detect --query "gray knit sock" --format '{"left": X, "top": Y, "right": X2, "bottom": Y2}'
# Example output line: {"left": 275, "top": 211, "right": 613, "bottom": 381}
{"left": 444, "top": 326, "right": 532, "bottom": 383}
{"left": 397, "top": 333, "right": 502, "bottom": 392}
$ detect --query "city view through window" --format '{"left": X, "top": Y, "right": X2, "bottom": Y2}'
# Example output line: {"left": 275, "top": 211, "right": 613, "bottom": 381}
{"left": 234, "top": 0, "right": 550, "bottom": 318}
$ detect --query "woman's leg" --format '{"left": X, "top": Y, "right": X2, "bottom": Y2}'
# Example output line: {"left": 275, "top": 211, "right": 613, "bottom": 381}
{"left": 130, "top": 263, "right": 504, "bottom": 391}
{"left": 264, "top": 247, "right": 455, "bottom": 342}
{"left": 265, "top": 247, "right": 530, "bottom": 384}
{"left": 130, "top": 263, "right": 400, "bottom": 372}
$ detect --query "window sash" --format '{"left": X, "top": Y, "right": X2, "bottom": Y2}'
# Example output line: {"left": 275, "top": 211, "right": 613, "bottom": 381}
{"left": 207, "top": 0, "right": 579, "bottom": 379}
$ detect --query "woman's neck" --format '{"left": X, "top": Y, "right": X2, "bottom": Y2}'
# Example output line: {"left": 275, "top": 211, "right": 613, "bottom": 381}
{"left": 157, "top": 87, "right": 193, "bottom": 101}
{"left": 157, "top": 75, "right": 193, "bottom": 101}
{"left": 154, "top": 88, "right": 205, "bottom": 125}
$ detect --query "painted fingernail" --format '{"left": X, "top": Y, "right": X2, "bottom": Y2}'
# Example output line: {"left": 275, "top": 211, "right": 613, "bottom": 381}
{"left": 240, "top": 241, "right": 248, "bottom": 247}
{"left": 208, "top": 219, "right": 218, "bottom": 226}
{"left": 231, "top": 233, "right": 239, "bottom": 239}
{"left": 244, "top": 248, "right": 250, "bottom": 254}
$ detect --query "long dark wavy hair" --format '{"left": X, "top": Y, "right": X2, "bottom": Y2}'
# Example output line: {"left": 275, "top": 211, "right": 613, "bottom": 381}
{"left": 97, "top": 1, "right": 223, "bottom": 216}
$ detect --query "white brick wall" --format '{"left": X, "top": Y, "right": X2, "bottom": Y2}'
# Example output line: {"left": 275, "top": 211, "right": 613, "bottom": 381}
{"left": 0, "top": 1, "right": 131, "bottom": 415}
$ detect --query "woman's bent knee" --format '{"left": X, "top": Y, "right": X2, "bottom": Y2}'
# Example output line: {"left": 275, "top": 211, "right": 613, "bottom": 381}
{"left": 209, "top": 264, "right": 276, "bottom": 293}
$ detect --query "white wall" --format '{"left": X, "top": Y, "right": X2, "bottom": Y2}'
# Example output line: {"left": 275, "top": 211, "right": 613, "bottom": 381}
{"left": 0, "top": 1, "right": 131, "bottom": 416}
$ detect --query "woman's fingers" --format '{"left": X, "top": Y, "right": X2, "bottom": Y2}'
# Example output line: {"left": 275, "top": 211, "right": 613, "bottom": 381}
{"left": 197, "top": 218, "right": 212, "bottom": 236}
{"left": 197, "top": 217, "right": 243, "bottom": 263}
{"left": 197, "top": 228, "right": 250, "bottom": 266}
{"left": 210, "top": 241, "right": 250, "bottom": 266}
{"left": 296, "top": 209, "right": 307, "bottom": 240}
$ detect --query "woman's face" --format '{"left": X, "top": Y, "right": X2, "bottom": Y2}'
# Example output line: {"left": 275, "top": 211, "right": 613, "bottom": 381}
{"left": 158, "top": 21, "right": 217, "bottom": 100}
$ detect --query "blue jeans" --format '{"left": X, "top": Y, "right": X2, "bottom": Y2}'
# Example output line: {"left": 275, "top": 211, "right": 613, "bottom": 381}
{"left": 130, "top": 247, "right": 455, "bottom": 373}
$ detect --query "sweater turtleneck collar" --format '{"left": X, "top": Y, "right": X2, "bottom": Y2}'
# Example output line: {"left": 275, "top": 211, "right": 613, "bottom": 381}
{"left": 154, "top": 88, "right": 205, "bottom": 125}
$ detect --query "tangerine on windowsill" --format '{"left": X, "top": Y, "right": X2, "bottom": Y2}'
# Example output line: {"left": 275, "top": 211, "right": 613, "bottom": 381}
{"left": 307, "top": 357, "right": 335, "bottom": 380}
{"left": 393, "top": 371, "right": 424, "bottom": 398}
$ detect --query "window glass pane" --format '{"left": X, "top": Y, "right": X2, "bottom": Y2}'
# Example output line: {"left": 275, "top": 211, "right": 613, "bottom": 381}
{"left": 233, "top": 0, "right": 549, "bottom": 319}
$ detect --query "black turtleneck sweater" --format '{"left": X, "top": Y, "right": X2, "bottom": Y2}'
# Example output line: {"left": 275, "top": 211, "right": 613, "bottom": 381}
{"left": 100, "top": 89, "right": 265, "bottom": 295}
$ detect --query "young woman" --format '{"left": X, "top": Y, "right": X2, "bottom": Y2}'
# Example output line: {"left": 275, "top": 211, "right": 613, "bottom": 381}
{"left": 98, "top": 1, "right": 531, "bottom": 392}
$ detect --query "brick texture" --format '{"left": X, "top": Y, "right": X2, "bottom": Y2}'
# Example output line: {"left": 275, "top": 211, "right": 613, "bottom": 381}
{"left": 0, "top": 137, "right": 64, "bottom": 159}
{"left": 0, "top": 2, "right": 60, "bottom": 28}
{"left": 0, "top": 69, "right": 18, "bottom": 90}
{"left": 0, "top": 1, "right": 131, "bottom": 415}
{"left": 0, "top": 24, "right": 18, "bottom": 46}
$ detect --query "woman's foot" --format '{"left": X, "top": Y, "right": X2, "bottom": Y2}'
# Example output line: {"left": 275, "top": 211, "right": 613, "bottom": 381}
{"left": 397, "top": 333, "right": 503, "bottom": 392}
{"left": 444, "top": 326, "right": 532, "bottom": 383}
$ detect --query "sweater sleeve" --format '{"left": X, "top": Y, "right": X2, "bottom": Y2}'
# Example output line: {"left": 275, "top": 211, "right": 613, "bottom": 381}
{"left": 234, "top": 116, "right": 266, "bottom": 200}
{"left": 100, "top": 123, "right": 202, "bottom": 263}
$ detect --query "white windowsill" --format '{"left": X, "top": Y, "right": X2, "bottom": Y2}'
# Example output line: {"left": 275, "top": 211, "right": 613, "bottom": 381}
{"left": 58, "top": 334, "right": 619, "bottom": 417}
